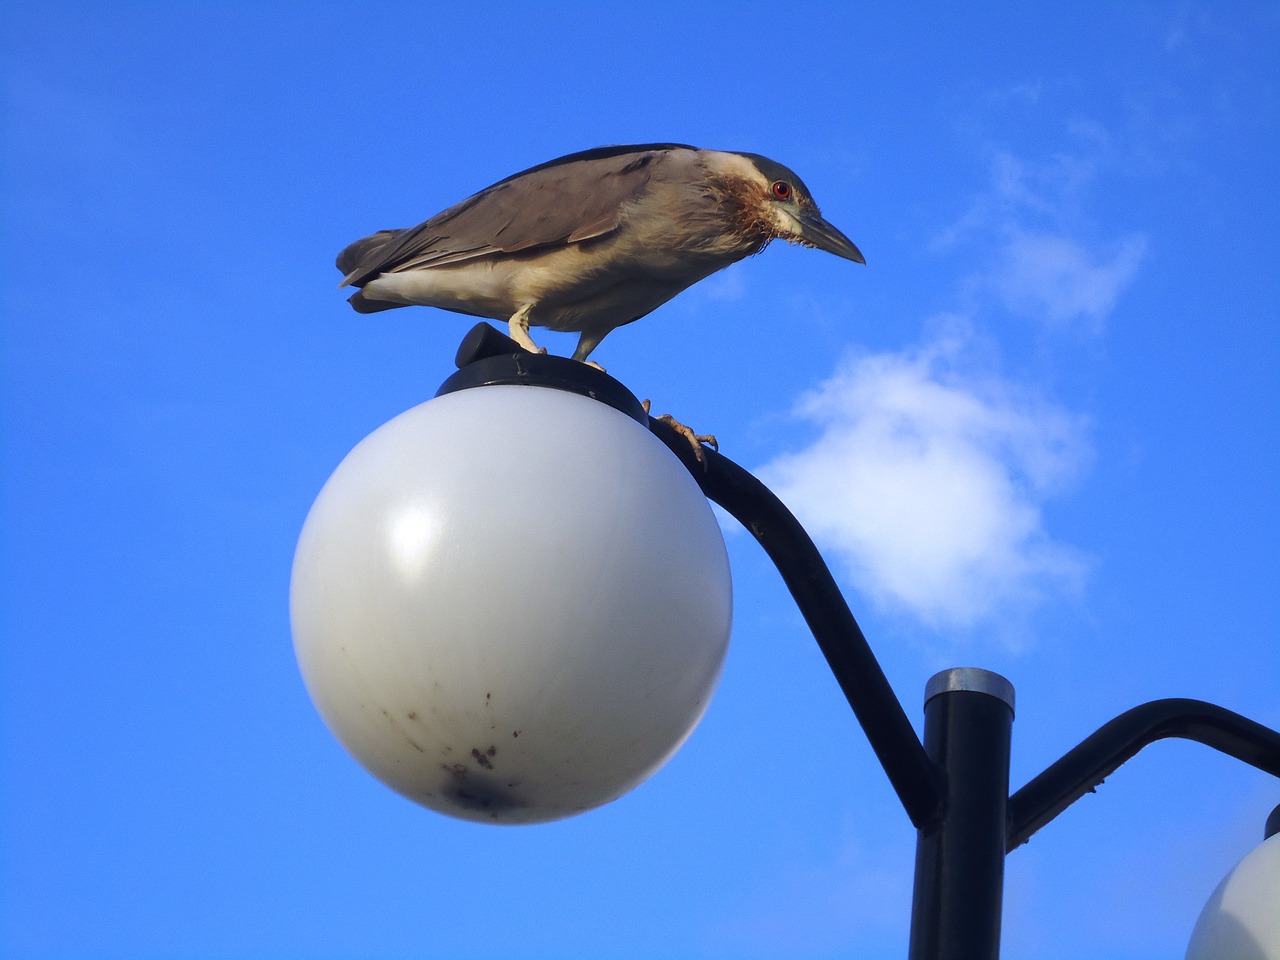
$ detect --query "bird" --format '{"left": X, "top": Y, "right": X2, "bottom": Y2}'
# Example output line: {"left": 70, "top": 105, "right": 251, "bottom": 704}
{"left": 336, "top": 143, "right": 864, "bottom": 363}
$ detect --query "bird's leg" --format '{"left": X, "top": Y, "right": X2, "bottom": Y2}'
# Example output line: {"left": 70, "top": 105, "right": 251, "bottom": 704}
{"left": 641, "top": 399, "right": 719, "bottom": 465}
{"left": 507, "top": 304, "right": 547, "bottom": 355}
{"left": 572, "top": 331, "right": 607, "bottom": 371}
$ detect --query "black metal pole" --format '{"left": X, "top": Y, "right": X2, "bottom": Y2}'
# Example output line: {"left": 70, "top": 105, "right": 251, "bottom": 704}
{"left": 908, "top": 669, "right": 1015, "bottom": 960}
{"left": 648, "top": 417, "right": 945, "bottom": 830}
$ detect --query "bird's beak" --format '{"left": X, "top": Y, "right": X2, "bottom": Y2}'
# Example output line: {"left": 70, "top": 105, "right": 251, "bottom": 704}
{"left": 794, "top": 210, "right": 865, "bottom": 264}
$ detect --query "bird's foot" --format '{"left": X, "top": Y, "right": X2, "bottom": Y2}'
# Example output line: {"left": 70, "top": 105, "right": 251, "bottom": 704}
{"left": 512, "top": 337, "right": 548, "bottom": 356}
{"left": 584, "top": 360, "right": 606, "bottom": 372}
{"left": 641, "top": 400, "right": 718, "bottom": 465}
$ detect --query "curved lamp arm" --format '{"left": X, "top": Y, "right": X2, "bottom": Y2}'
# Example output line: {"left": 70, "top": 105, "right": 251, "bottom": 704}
{"left": 648, "top": 417, "right": 944, "bottom": 830}
{"left": 1006, "top": 698, "right": 1280, "bottom": 850}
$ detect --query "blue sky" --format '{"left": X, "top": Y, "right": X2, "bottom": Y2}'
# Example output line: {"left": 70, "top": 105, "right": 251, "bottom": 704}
{"left": 2, "top": 3, "right": 1278, "bottom": 958}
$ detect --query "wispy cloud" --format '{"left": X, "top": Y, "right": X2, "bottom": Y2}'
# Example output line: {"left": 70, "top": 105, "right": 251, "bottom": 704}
{"left": 705, "top": 826, "right": 912, "bottom": 957}
{"left": 696, "top": 264, "right": 749, "bottom": 303}
{"left": 938, "top": 149, "right": 1148, "bottom": 333}
{"left": 758, "top": 330, "right": 1090, "bottom": 633}
{"left": 993, "top": 229, "right": 1147, "bottom": 330}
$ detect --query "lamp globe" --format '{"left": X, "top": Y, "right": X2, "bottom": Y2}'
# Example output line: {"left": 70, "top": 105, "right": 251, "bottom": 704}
{"left": 291, "top": 373, "right": 732, "bottom": 825}
{"left": 1186, "top": 831, "right": 1280, "bottom": 960}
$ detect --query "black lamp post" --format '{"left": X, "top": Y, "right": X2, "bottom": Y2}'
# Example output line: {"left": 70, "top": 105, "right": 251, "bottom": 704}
{"left": 294, "top": 323, "right": 1280, "bottom": 959}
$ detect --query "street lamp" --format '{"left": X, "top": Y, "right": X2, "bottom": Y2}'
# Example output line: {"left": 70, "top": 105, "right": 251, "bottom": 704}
{"left": 291, "top": 323, "right": 1280, "bottom": 957}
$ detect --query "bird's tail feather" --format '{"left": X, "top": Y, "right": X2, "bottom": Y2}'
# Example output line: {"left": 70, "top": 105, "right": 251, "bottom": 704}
{"left": 346, "top": 290, "right": 404, "bottom": 314}
{"left": 336, "top": 229, "right": 400, "bottom": 286}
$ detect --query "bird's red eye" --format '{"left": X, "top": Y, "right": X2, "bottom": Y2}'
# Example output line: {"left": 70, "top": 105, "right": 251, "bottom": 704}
{"left": 771, "top": 180, "right": 792, "bottom": 200}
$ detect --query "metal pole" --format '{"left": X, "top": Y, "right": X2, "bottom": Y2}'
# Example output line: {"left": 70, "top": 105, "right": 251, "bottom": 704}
{"left": 659, "top": 421, "right": 944, "bottom": 829}
{"left": 909, "top": 669, "right": 1015, "bottom": 960}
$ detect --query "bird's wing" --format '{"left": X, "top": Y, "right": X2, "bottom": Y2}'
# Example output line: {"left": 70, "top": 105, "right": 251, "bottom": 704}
{"left": 338, "top": 145, "right": 690, "bottom": 288}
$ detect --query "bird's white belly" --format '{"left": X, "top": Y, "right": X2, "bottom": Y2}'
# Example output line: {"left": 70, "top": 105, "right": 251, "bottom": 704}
{"left": 362, "top": 261, "right": 520, "bottom": 320}
{"left": 364, "top": 234, "right": 740, "bottom": 334}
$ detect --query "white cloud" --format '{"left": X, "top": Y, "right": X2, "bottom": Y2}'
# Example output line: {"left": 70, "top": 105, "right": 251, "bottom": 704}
{"left": 938, "top": 149, "right": 1147, "bottom": 332}
{"left": 683, "top": 261, "right": 748, "bottom": 306}
{"left": 758, "top": 333, "right": 1090, "bottom": 631}
{"left": 994, "top": 229, "right": 1147, "bottom": 329}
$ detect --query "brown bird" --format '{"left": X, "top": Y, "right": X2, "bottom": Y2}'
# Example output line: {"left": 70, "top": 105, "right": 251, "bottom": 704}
{"left": 337, "top": 143, "right": 864, "bottom": 363}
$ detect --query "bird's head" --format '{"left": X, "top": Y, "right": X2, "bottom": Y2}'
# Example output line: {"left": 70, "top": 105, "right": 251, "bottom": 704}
{"left": 702, "top": 150, "right": 865, "bottom": 264}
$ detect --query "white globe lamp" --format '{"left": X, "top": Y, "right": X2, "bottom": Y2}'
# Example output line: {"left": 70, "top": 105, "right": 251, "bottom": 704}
{"left": 290, "top": 334, "right": 732, "bottom": 824}
{"left": 1186, "top": 824, "right": 1280, "bottom": 960}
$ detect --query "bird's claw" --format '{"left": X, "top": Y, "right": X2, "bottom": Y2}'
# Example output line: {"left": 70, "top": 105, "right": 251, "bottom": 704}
{"left": 660, "top": 416, "right": 718, "bottom": 466}
{"left": 642, "top": 400, "right": 718, "bottom": 465}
